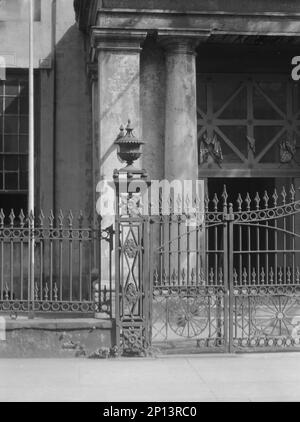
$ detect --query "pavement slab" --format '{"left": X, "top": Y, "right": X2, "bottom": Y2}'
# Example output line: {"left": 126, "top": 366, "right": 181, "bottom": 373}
{"left": 0, "top": 353, "right": 300, "bottom": 402}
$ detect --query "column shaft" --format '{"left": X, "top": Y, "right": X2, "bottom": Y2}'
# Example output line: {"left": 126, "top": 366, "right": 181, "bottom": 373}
{"left": 162, "top": 38, "right": 199, "bottom": 182}
{"left": 159, "top": 35, "right": 205, "bottom": 281}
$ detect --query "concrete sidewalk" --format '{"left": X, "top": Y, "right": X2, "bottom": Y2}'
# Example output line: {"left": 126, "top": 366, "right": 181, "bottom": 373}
{"left": 0, "top": 353, "right": 300, "bottom": 402}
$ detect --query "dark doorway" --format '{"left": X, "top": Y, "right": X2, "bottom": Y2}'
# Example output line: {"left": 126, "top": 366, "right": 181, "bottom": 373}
{"left": 207, "top": 178, "right": 276, "bottom": 277}
{"left": 207, "top": 178, "right": 275, "bottom": 210}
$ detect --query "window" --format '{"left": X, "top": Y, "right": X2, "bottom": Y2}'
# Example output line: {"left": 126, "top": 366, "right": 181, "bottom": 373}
{"left": 0, "top": 75, "right": 28, "bottom": 217}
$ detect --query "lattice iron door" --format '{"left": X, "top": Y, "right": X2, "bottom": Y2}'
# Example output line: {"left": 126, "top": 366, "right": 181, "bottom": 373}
{"left": 197, "top": 74, "right": 300, "bottom": 178}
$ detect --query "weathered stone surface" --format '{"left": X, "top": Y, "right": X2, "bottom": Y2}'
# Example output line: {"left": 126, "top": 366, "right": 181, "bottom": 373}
{"left": 0, "top": 318, "right": 113, "bottom": 358}
{"left": 77, "top": 0, "right": 300, "bottom": 33}
{"left": 161, "top": 37, "right": 198, "bottom": 182}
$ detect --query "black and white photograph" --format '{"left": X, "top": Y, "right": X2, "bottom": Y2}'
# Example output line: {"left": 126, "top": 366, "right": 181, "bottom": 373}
{"left": 1, "top": 0, "right": 300, "bottom": 405}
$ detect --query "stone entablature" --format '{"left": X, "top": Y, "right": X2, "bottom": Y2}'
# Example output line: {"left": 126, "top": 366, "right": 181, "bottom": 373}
{"left": 97, "top": 0, "right": 300, "bottom": 14}
{"left": 75, "top": 0, "right": 300, "bottom": 37}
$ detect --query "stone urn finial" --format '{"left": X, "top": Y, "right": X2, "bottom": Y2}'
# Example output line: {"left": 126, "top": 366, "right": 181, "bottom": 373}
{"left": 114, "top": 119, "right": 144, "bottom": 169}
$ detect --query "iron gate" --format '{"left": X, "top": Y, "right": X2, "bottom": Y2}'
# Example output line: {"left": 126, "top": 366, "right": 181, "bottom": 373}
{"left": 151, "top": 185, "right": 300, "bottom": 353}
{"left": 229, "top": 186, "right": 300, "bottom": 352}
{"left": 115, "top": 183, "right": 300, "bottom": 354}
{"left": 150, "top": 194, "right": 228, "bottom": 353}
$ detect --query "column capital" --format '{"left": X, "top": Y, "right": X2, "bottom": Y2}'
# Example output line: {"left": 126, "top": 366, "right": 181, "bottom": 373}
{"left": 90, "top": 28, "right": 148, "bottom": 54}
{"left": 158, "top": 29, "right": 210, "bottom": 55}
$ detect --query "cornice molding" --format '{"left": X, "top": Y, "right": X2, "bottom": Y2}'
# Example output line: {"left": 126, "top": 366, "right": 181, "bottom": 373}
{"left": 90, "top": 28, "right": 147, "bottom": 53}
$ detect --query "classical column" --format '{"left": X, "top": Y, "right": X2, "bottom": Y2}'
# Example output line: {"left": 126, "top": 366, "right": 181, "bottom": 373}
{"left": 159, "top": 32, "right": 207, "bottom": 283}
{"left": 91, "top": 29, "right": 147, "bottom": 192}
{"left": 159, "top": 32, "right": 201, "bottom": 183}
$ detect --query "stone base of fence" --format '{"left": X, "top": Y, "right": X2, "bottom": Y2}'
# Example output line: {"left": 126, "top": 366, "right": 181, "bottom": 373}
{"left": 0, "top": 316, "right": 114, "bottom": 358}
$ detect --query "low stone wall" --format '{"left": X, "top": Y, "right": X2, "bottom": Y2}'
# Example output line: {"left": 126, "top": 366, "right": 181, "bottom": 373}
{"left": 0, "top": 317, "right": 114, "bottom": 358}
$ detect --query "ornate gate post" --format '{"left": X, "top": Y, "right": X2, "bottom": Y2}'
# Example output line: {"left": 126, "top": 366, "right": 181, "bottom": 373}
{"left": 114, "top": 121, "right": 151, "bottom": 356}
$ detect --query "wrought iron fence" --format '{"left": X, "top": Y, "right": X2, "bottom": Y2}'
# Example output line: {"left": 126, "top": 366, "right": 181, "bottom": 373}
{"left": 0, "top": 209, "right": 113, "bottom": 317}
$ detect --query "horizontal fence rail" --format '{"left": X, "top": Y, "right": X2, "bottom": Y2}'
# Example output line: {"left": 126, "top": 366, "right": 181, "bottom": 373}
{"left": 0, "top": 210, "right": 113, "bottom": 317}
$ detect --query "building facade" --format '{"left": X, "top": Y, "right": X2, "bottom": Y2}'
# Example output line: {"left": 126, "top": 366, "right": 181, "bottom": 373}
{"left": 1, "top": 0, "right": 300, "bottom": 223}
{"left": 1, "top": 0, "right": 300, "bottom": 355}
{"left": 74, "top": 0, "right": 300, "bottom": 354}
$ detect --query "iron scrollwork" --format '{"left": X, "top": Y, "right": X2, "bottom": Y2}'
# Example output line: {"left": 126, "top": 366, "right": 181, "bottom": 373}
{"left": 123, "top": 238, "right": 139, "bottom": 259}
{"left": 199, "top": 133, "right": 223, "bottom": 166}
{"left": 279, "top": 137, "right": 297, "bottom": 163}
{"left": 101, "top": 224, "right": 114, "bottom": 242}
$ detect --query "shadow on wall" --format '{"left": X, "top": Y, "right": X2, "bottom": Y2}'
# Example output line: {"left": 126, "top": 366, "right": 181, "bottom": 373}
{"left": 42, "top": 22, "right": 93, "bottom": 217}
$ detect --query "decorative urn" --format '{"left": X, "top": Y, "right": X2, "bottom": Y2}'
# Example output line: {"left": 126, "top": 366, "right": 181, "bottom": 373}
{"left": 114, "top": 120, "right": 144, "bottom": 169}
